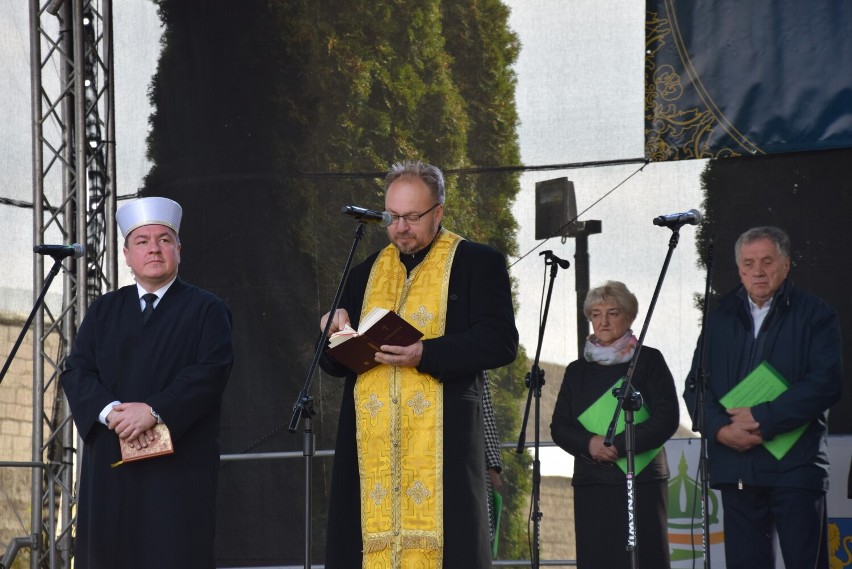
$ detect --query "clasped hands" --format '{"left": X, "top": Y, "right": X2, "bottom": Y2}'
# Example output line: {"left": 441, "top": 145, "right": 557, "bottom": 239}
{"left": 717, "top": 406, "right": 763, "bottom": 452}
{"left": 587, "top": 434, "right": 618, "bottom": 464}
{"left": 321, "top": 308, "right": 423, "bottom": 368}
{"left": 107, "top": 402, "right": 158, "bottom": 450}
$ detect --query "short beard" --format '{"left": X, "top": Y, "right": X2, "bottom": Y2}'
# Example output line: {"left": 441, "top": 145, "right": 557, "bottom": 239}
{"left": 394, "top": 240, "right": 419, "bottom": 255}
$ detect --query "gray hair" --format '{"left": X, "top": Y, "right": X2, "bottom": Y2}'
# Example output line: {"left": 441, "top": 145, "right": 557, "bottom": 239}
{"left": 734, "top": 226, "right": 790, "bottom": 263}
{"left": 383, "top": 160, "right": 446, "bottom": 204}
{"left": 583, "top": 280, "right": 639, "bottom": 323}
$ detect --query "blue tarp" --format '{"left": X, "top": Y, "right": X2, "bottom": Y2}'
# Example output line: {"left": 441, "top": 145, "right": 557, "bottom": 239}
{"left": 645, "top": 0, "right": 852, "bottom": 160}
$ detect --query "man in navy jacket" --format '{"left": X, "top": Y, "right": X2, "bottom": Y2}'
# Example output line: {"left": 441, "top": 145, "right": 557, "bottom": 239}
{"left": 684, "top": 226, "right": 842, "bottom": 569}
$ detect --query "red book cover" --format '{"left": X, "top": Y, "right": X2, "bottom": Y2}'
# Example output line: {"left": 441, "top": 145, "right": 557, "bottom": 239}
{"left": 325, "top": 308, "right": 423, "bottom": 374}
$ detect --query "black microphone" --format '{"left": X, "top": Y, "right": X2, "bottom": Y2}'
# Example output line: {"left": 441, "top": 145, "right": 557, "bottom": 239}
{"left": 341, "top": 205, "right": 393, "bottom": 227}
{"left": 33, "top": 243, "right": 86, "bottom": 259}
{"left": 653, "top": 209, "right": 702, "bottom": 228}
{"left": 540, "top": 250, "right": 571, "bottom": 269}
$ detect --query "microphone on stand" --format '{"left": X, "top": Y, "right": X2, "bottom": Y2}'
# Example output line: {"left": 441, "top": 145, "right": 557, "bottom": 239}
{"left": 653, "top": 209, "right": 702, "bottom": 228}
{"left": 540, "top": 250, "right": 570, "bottom": 269}
{"left": 341, "top": 205, "right": 393, "bottom": 227}
{"left": 33, "top": 243, "right": 86, "bottom": 259}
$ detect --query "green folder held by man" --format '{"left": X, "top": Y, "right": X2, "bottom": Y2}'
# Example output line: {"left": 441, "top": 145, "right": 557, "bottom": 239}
{"left": 719, "top": 360, "right": 807, "bottom": 460}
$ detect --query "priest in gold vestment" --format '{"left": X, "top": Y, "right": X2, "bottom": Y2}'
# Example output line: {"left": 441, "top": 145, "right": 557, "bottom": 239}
{"left": 320, "top": 161, "right": 518, "bottom": 569}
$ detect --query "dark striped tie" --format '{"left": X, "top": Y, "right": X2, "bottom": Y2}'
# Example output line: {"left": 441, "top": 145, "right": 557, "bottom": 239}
{"left": 142, "top": 293, "right": 158, "bottom": 324}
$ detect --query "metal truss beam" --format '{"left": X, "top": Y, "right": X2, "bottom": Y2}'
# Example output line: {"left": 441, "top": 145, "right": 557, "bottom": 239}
{"left": 21, "top": 0, "right": 118, "bottom": 567}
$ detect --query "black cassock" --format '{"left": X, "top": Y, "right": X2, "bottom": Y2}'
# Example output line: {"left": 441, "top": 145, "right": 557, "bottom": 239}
{"left": 61, "top": 279, "right": 234, "bottom": 569}
{"left": 321, "top": 239, "right": 519, "bottom": 569}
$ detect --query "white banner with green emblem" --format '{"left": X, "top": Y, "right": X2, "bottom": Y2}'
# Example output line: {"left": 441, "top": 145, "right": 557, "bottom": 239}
{"left": 664, "top": 436, "right": 852, "bottom": 568}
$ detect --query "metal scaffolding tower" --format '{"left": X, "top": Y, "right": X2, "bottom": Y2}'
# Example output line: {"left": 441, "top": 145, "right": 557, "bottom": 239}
{"left": 18, "top": 0, "right": 118, "bottom": 567}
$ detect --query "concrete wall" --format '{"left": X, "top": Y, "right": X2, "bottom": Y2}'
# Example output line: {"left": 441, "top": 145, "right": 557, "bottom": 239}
{"left": 0, "top": 314, "right": 61, "bottom": 567}
{"left": 540, "top": 475, "right": 577, "bottom": 562}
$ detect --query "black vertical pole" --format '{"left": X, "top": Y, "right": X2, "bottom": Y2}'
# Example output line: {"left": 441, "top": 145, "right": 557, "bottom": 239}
{"left": 574, "top": 232, "right": 590, "bottom": 358}
{"left": 569, "top": 220, "right": 601, "bottom": 359}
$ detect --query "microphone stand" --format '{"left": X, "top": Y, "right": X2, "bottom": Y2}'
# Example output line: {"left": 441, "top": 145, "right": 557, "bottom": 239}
{"left": 604, "top": 225, "right": 685, "bottom": 569}
{"left": 516, "top": 250, "right": 569, "bottom": 569}
{"left": 0, "top": 256, "right": 67, "bottom": 387}
{"left": 688, "top": 238, "right": 715, "bottom": 569}
{"left": 288, "top": 221, "right": 367, "bottom": 569}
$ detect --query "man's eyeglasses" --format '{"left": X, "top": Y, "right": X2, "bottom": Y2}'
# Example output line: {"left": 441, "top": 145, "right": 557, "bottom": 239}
{"left": 387, "top": 203, "right": 441, "bottom": 225}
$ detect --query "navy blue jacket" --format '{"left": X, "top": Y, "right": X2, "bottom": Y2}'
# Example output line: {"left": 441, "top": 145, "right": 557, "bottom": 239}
{"left": 684, "top": 280, "right": 842, "bottom": 491}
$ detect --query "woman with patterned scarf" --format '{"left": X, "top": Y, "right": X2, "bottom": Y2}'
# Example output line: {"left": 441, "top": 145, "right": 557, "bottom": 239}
{"left": 550, "top": 280, "right": 679, "bottom": 568}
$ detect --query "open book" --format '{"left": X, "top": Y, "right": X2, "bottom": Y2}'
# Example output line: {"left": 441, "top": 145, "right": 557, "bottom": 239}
{"left": 325, "top": 307, "right": 423, "bottom": 374}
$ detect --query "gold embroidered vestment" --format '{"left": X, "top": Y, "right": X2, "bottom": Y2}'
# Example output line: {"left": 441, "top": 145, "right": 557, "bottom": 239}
{"left": 354, "top": 229, "right": 462, "bottom": 568}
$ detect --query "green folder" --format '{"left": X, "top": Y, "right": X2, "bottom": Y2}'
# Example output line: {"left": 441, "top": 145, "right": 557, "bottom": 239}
{"left": 719, "top": 360, "right": 807, "bottom": 460}
{"left": 576, "top": 378, "right": 662, "bottom": 475}
{"left": 490, "top": 489, "right": 502, "bottom": 558}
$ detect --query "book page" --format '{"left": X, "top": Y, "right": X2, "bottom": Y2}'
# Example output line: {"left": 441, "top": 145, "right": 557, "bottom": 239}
{"left": 326, "top": 307, "right": 393, "bottom": 348}
{"left": 358, "top": 307, "right": 390, "bottom": 333}
{"left": 328, "top": 323, "right": 358, "bottom": 348}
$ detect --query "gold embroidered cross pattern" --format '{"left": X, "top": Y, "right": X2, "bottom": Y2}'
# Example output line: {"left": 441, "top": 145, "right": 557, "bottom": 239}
{"left": 363, "top": 393, "right": 384, "bottom": 417}
{"left": 406, "top": 391, "right": 432, "bottom": 416}
{"left": 406, "top": 480, "right": 431, "bottom": 505}
{"left": 409, "top": 305, "right": 434, "bottom": 328}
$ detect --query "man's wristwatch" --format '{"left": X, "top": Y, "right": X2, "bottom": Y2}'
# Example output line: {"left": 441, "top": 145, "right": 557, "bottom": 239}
{"left": 150, "top": 407, "right": 162, "bottom": 424}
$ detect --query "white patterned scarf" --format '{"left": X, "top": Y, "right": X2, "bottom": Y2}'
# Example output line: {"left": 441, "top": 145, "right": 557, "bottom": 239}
{"left": 583, "top": 330, "right": 637, "bottom": 365}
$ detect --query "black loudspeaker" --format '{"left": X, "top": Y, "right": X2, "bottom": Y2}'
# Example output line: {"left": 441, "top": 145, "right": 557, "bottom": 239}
{"left": 535, "top": 177, "right": 578, "bottom": 240}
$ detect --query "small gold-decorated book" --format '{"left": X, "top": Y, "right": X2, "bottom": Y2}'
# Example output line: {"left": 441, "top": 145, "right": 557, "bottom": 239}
{"left": 116, "top": 423, "right": 174, "bottom": 465}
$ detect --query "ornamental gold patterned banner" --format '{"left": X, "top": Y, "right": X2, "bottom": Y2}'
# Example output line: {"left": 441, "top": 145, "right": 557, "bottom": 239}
{"left": 645, "top": 0, "right": 852, "bottom": 161}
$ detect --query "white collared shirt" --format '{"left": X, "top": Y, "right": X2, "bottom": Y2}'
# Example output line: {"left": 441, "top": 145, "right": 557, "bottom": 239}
{"left": 135, "top": 277, "right": 177, "bottom": 310}
{"left": 748, "top": 295, "right": 773, "bottom": 339}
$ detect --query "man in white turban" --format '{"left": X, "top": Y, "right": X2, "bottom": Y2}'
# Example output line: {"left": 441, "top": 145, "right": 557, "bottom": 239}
{"left": 62, "top": 197, "right": 235, "bottom": 569}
